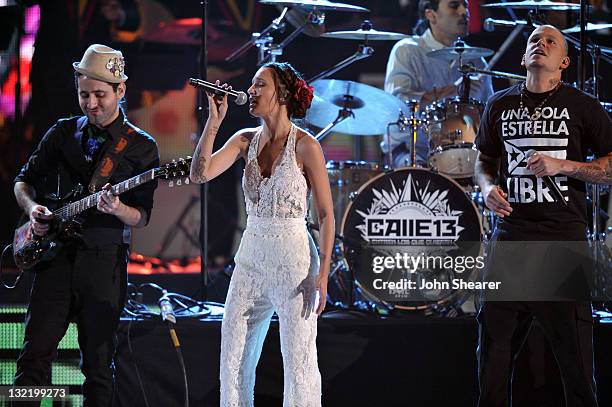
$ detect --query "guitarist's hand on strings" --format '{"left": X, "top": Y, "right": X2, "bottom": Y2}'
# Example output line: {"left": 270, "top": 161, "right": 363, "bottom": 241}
{"left": 29, "top": 205, "right": 53, "bottom": 236}
{"left": 97, "top": 183, "right": 122, "bottom": 215}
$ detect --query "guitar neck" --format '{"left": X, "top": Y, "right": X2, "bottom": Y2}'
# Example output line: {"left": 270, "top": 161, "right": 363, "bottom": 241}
{"left": 53, "top": 169, "right": 156, "bottom": 219}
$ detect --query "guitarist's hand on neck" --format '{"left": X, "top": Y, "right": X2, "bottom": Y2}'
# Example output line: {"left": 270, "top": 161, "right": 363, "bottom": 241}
{"left": 96, "top": 183, "right": 148, "bottom": 227}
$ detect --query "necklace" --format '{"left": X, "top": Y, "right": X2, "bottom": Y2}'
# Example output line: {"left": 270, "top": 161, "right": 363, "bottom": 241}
{"left": 519, "top": 81, "right": 563, "bottom": 121}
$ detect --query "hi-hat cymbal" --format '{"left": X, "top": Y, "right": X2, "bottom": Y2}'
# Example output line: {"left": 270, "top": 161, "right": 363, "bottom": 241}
{"left": 483, "top": 0, "right": 580, "bottom": 10}
{"left": 427, "top": 46, "right": 493, "bottom": 61}
{"left": 259, "top": 0, "right": 369, "bottom": 12}
{"left": 306, "top": 79, "right": 408, "bottom": 136}
{"left": 563, "top": 23, "right": 612, "bottom": 33}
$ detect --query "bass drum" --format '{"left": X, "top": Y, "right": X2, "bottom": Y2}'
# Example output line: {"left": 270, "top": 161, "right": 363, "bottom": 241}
{"left": 341, "top": 168, "right": 483, "bottom": 311}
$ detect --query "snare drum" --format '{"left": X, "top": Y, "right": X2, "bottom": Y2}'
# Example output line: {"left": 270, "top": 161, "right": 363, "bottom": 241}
{"left": 340, "top": 168, "right": 483, "bottom": 311}
{"left": 310, "top": 161, "right": 382, "bottom": 232}
{"left": 426, "top": 97, "right": 483, "bottom": 178}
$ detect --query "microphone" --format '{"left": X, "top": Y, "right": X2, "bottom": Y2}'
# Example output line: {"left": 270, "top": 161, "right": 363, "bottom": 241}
{"left": 188, "top": 78, "right": 248, "bottom": 105}
{"left": 159, "top": 290, "right": 176, "bottom": 324}
{"left": 525, "top": 149, "right": 568, "bottom": 206}
{"left": 484, "top": 18, "right": 529, "bottom": 32}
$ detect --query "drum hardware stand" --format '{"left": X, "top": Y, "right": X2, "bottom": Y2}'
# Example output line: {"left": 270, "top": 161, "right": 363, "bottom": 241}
{"left": 307, "top": 44, "right": 373, "bottom": 83}
{"left": 385, "top": 114, "right": 403, "bottom": 167}
{"left": 459, "top": 65, "right": 527, "bottom": 82}
{"left": 452, "top": 39, "right": 473, "bottom": 104}
{"left": 408, "top": 102, "right": 420, "bottom": 167}
{"left": 385, "top": 101, "right": 425, "bottom": 169}
{"left": 558, "top": 25, "right": 612, "bottom": 245}
{"left": 309, "top": 221, "right": 387, "bottom": 314}
{"left": 485, "top": 25, "right": 525, "bottom": 72}
{"left": 314, "top": 104, "right": 354, "bottom": 142}
{"left": 307, "top": 222, "right": 357, "bottom": 309}
{"left": 307, "top": 20, "right": 376, "bottom": 83}
{"left": 225, "top": 7, "right": 324, "bottom": 65}
{"left": 225, "top": 7, "right": 288, "bottom": 62}
{"left": 156, "top": 194, "right": 201, "bottom": 259}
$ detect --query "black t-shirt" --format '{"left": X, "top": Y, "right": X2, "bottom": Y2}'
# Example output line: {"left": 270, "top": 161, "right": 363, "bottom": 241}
{"left": 475, "top": 83, "right": 612, "bottom": 240}
{"left": 15, "top": 111, "right": 159, "bottom": 247}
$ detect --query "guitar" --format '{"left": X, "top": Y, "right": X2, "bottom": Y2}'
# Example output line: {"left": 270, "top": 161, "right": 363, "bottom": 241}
{"left": 13, "top": 157, "right": 192, "bottom": 270}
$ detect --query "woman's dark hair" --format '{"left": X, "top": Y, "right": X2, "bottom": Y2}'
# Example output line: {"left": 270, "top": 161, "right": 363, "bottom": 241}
{"left": 413, "top": 0, "right": 441, "bottom": 35}
{"left": 261, "top": 62, "right": 313, "bottom": 119}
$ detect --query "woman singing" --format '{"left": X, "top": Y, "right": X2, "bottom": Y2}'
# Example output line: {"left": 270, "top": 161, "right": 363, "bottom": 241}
{"left": 189, "top": 62, "right": 334, "bottom": 406}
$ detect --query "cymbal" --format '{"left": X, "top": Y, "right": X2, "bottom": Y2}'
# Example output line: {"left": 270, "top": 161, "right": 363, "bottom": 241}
{"left": 563, "top": 23, "right": 612, "bottom": 33}
{"left": 322, "top": 22, "right": 409, "bottom": 40}
{"left": 306, "top": 79, "right": 408, "bottom": 136}
{"left": 259, "top": 0, "right": 369, "bottom": 12}
{"left": 322, "top": 28, "right": 409, "bottom": 41}
{"left": 427, "top": 46, "right": 493, "bottom": 61}
{"left": 483, "top": 0, "right": 580, "bottom": 10}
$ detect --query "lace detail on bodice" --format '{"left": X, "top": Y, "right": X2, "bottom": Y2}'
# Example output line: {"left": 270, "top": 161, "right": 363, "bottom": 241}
{"left": 242, "top": 124, "right": 308, "bottom": 218}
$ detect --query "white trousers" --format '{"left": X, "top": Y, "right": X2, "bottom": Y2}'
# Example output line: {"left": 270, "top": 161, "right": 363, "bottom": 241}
{"left": 220, "top": 217, "right": 321, "bottom": 407}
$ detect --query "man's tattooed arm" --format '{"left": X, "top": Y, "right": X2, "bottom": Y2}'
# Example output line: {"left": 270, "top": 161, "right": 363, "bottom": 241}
{"left": 189, "top": 123, "right": 219, "bottom": 184}
{"left": 564, "top": 154, "right": 612, "bottom": 185}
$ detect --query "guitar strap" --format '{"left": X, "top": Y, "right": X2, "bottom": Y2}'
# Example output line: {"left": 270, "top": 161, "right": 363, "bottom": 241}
{"left": 88, "top": 119, "right": 133, "bottom": 193}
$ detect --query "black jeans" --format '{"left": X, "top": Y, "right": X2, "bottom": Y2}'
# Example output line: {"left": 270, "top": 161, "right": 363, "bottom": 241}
{"left": 477, "top": 301, "right": 598, "bottom": 407}
{"left": 13, "top": 243, "right": 128, "bottom": 407}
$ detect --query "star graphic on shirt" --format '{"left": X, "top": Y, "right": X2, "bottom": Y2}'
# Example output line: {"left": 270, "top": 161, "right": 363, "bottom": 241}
{"left": 504, "top": 141, "right": 527, "bottom": 175}
{"left": 509, "top": 148, "right": 521, "bottom": 163}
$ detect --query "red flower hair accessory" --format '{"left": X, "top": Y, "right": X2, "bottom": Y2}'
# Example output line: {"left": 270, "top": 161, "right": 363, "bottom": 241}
{"left": 293, "top": 79, "right": 314, "bottom": 111}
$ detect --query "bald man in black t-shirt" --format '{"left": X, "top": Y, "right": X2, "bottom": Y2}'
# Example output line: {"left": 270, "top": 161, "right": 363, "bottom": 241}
{"left": 474, "top": 25, "right": 611, "bottom": 407}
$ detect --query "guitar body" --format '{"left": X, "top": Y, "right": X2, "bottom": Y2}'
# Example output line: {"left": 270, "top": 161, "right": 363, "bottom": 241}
{"left": 13, "top": 209, "right": 84, "bottom": 271}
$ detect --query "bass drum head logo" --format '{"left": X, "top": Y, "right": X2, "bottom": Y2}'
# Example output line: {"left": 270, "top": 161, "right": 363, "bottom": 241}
{"left": 341, "top": 168, "right": 482, "bottom": 310}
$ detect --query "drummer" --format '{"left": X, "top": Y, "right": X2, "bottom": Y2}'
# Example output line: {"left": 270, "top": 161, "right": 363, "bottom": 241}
{"left": 381, "top": 0, "right": 494, "bottom": 168}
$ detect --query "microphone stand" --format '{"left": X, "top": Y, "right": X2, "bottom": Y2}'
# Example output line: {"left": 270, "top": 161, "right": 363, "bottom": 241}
{"left": 159, "top": 291, "right": 189, "bottom": 407}
{"left": 198, "top": 1, "right": 209, "bottom": 302}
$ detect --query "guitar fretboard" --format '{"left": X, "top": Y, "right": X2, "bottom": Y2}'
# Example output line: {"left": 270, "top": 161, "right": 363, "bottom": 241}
{"left": 52, "top": 169, "right": 156, "bottom": 220}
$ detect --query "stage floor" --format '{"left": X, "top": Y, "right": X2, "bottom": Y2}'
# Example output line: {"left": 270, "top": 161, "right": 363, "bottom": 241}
{"left": 114, "top": 311, "right": 612, "bottom": 407}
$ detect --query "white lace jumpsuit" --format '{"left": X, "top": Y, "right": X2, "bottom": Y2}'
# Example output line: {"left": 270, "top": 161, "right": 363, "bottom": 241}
{"left": 220, "top": 124, "right": 322, "bottom": 406}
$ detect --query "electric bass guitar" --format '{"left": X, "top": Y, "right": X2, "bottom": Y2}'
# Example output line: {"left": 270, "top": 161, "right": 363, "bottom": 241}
{"left": 13, "top": 157, "right": 192, "bottom": 270}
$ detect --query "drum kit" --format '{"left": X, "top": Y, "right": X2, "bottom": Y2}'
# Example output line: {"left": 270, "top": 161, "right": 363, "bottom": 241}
{"left": 226, "top": 0, "right": 612, "bottom": 315}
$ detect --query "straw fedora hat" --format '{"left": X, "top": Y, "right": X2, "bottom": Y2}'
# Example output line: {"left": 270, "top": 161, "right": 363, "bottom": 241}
{"left": 73, "top": 44, "right": 128, "bottom": 83}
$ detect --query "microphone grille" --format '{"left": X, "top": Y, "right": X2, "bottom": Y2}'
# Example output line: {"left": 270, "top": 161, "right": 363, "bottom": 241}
{"left": 235, "top": 91, "right": 248, "bottom": 106}
{"left": 525, "top": 149, "right": 537, "bottom": 158}
{"left": 483, "top": 18, "right": 495, "bottom": 32}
